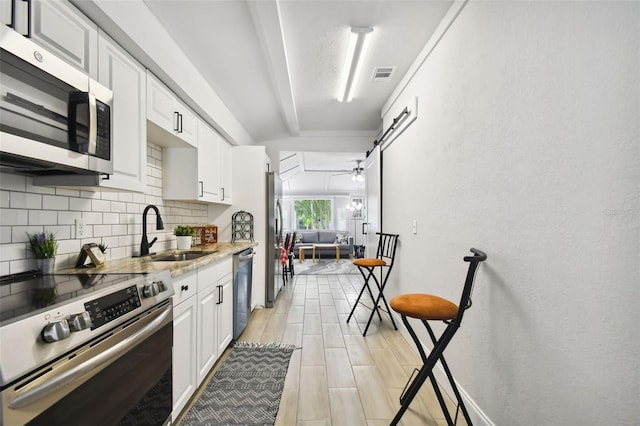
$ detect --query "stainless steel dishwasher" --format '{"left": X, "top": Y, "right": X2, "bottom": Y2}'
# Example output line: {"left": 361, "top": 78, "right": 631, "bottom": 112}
{"left": 233, "top": 248, "right": 254, "bottom": 339}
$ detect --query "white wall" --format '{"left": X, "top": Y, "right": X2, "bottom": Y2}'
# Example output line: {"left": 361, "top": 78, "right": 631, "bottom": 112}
{"left": 217, "top": 146, "right": 269, "bottom": 308}
{"left": 381, "top": 1, "right": 639, "bottom": 425}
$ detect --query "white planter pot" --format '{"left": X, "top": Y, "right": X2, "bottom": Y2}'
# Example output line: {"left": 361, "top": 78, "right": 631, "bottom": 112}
{"left": 176, "top": 236, "right": 192, "bottom": 250}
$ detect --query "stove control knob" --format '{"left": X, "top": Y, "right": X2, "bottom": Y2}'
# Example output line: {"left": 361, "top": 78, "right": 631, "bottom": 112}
{"left": 68, "top": 312, "right": 92, "bottom": 332}
{"left": 155, "top": 280, "right": 167, "bottom": 292}
{"left": 142, "top": 283, "right": 159, "bottom": 298}
{"left": 42, "top": 320, "right": 71, "bottom": 343}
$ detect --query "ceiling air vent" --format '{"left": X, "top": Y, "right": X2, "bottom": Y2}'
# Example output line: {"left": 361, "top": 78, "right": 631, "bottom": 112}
{"left": 372, "top": 66, "right": 396, "bottom": 82}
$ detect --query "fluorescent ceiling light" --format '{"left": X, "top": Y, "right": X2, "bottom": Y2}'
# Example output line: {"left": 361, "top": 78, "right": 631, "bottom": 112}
{"left": 337, "top": 26, "right": 373, "bottom": 103}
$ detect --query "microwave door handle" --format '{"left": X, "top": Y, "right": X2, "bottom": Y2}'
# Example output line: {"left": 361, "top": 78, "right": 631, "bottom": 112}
{"left": 87, "top": 92, "right": 97, "bottom": 155}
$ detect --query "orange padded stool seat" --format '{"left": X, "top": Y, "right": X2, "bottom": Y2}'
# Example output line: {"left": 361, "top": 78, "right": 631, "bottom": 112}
{"left": 389, "top": 248, "right": 487, "bottom": 426}
{"left": 353, "top": 258, "right": 386, "bottom": 268}
{"left": 347, "top": 233, "right": 399, "bottom": 336}
{"left": 390, "top": 294, "right": 458, "bottom": 321}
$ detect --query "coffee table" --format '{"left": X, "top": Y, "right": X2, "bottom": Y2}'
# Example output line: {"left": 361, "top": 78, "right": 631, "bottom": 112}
{"left": 312, "top": 243, "right": 340, "bottom": 263}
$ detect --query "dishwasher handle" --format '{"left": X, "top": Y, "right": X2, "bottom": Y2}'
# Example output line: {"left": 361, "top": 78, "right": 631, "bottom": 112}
{"left": 238, "top": 250, "right": 254, "bottom": 261}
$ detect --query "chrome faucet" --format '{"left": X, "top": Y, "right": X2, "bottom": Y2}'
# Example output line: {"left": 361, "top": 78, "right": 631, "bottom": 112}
{"left": 140, "top": 204, "right": 164, "bottom": 256}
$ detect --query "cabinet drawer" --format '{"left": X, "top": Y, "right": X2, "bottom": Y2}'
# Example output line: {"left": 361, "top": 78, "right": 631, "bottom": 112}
{"left": 172, "top": 270, "right": 197, "bottom": 304}
{"left": 197, "top": 257, "right": 232, "bottom": 292}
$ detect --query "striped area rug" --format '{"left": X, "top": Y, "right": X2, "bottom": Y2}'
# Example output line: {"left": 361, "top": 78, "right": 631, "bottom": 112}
{"left": 181, "top": 342, "right": 296, "bottom": 425}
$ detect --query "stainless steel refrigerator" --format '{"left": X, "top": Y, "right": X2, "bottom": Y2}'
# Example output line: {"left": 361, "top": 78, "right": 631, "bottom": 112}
{"left": 265, "top": 172, "right": 283, "bottom": 307}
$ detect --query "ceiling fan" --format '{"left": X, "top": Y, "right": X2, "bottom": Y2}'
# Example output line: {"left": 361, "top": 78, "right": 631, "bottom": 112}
{"left": 332, "top": 160, "right": 365, "bottom": 182}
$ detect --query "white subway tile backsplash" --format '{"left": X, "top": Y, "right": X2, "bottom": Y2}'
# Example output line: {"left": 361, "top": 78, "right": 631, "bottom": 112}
{"left": 10, "top": 192, "right": 42, "bottom": 209}
{"left": 1, "top": 209, "right": 28, "bottom": 226}
{"left": 70, "top": 197, "right": 91, "bottom": 211}
{"left": 0, "top": 227, "right": 11, "bottom": 244}
{"left": 58, "top": 211, "right": 82, "bottom": 225}
{"left": 43, "top": 195, "right": 70, "bottom": 210}
{"left": 112, "top": 224, "right": 127, "bottom": 235}
{"left": 111, "top": 201, "right": 126, "bottom": 213}
{"left": 103, "top": 213, "right": 119, "bottom": 225}
{"left": 0, "top": 191, "right": 10, "bottom": 208}
{"left": 58, "top": 239, "right": 81, "bottom": 255}
{"left": 81, "top": 212, "right": 102, "bottom": 224}
{"left": 0, "top": 143, "right": 209, "bottom": 273}
{"left": 28, "top": 210, "right": 58, "bottom": 225}
{"left": 93, "top": 224, "right": 112, "bottom": 237}
{"left": 92, "top": 199, "right": 111, "bottom": 212}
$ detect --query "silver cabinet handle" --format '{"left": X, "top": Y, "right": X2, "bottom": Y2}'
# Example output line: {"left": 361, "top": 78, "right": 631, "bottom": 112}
{"left": 221, "top": 187, "right": 225, "bottom": 201}
{"left": 8, "top": 304, "right": 172, "bottom": 409}
{"left": 173, "top": 111, "right": 180, "bottom": 132}
{"left": 199, "top": 181, "right": 204, "bottom": 197}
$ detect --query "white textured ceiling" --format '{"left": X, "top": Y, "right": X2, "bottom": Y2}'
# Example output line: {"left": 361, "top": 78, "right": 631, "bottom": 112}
{"left": 142, "top": 0, "right": 452, "bottom": 194}
{"left": 144, "top": 0, "right": 453, "bottom": 142}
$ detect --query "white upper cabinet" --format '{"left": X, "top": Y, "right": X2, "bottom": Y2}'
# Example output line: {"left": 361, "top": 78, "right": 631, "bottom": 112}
{"left": 219, "top": 140, "right": 233, "bottom": 204}
{"left": 146, "top": 71, "right": 197, "bottom": 147}
{"left": 196, "top": 120, "right": 222, "bottom": 202}
{"left": 30, "top": 0, "right": 98, "bottom": 77}
{"left": 164, "top": 119, "right": 234, "bottom": 205}
{"left": 96, "top": 31, "right": 146, "bottom": 192}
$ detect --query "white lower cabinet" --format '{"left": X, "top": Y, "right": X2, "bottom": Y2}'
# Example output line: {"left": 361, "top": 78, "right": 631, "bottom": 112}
{"left": 172, "top": 257, "right": 234, "bottom": 419}
{"left": 172, "top": 271, "right": 198, "bottom": 421}
{"left": 216, "top": 272, "right": 234, "bottom": 355}
{"left": 196, "top": 282, "right": 217, "bottom": 386}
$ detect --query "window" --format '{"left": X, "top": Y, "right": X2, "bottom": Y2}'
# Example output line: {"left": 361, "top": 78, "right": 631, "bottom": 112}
{"left": 294, "top": 199, "right": 332, "bottom": 230}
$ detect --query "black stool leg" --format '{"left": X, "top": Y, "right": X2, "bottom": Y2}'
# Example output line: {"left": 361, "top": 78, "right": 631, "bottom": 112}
{"left": 423, "top": 320, "right": 474, "bottom": 426}
{"left": 347, "top": 266, "right": 382, "bottom": 326}
{"left": 391, "top": 316, "right": 470, "bottom": 426}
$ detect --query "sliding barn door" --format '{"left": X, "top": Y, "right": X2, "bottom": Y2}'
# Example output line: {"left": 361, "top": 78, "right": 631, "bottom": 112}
{"left": 364, "top": 146, "right": 381, "bottom": 257}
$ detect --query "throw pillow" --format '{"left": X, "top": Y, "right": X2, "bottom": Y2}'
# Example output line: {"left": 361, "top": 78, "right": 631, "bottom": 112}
{"left": 295, "top": 233, "right": 302, "bottom": 244}
{"left": 335, "top": 233, "right": 349, "bottom": 244}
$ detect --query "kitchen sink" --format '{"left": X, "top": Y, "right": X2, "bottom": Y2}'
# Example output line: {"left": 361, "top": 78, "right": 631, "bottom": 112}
{"left": 151, "top": 251, "right": 216, "bottom": 262}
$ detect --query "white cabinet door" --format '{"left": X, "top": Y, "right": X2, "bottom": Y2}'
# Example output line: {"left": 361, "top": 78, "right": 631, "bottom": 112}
{"left": 146, "top": 72, "right": 196, "bottom": 148}
{"left": 216, "top": 273, "right": 234, "bottom": 355}
{"left": 97, "top": 31, "right": 146, "bottom": 192}
{"left": 31, "top": 0, "right": 98, "bottom": 77}
{"left": 172, "top": 295, "right": 197, "bottom": 421}
{"left": 177, "top": 100, "right": 197, "bottom": 147}
{"left": 196, "top": 121, "right": 221, "bottom": 202}
{"left": 219, "top": 140, "right": 233, "bottom": 205}
{"left": 197, "top": 283, "right": 218, "bottom": 386}
{"left": 147, "top": 72, "right": 177, "bottom": 134}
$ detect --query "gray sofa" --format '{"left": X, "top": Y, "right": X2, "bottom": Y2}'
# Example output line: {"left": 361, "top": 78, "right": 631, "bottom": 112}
{"left": 291, "top": 230, "right": 353, "bottom": 259}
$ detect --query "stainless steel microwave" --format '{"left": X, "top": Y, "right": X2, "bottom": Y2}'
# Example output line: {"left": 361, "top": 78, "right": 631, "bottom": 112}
{"left": 0, "top": 25, "right": 113, "bottom": 177}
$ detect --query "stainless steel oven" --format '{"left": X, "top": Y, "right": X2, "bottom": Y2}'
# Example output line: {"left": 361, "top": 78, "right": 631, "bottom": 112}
{"left": 0, "top": 24, "right": 113, "bottom": 177}
{"left": 0, "top": 270, "right": 174, "bottom": 425}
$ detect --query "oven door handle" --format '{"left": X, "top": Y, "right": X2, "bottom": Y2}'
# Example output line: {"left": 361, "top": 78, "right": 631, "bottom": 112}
{"left": 8, "top": 304, "right": 172, "bottom": 410}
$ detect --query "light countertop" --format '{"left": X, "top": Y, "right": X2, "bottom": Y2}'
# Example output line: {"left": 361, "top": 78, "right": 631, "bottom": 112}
{"left": 56, "top": 241, "right": 258, "bottom": 278}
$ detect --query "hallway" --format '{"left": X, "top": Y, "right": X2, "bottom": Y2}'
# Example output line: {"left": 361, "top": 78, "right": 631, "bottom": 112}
{"left": 239, "top": 273, "right": 465, "bottom": 426}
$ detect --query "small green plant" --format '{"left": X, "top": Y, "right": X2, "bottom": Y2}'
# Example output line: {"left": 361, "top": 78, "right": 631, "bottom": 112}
{"left": 28, "top": 231, "right": 58, "bottom": 259}
{"left": 174, "top": 225, "right": 195, "bottom": 237}
{"left": 98, "top": 243, "right": 108, "bottom": 253}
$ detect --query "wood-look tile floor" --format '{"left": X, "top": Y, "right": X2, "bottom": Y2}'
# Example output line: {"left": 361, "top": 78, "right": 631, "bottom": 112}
{"left": 180, "top": 273, "right": 465, "bottom": 426}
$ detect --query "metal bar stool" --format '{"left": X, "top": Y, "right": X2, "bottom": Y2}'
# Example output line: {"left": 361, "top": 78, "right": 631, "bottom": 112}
{"left": 346, "top": 232, "right": 399, "bottom": 336}
{"left": 389, "top": 248, "right": 487, "bottom": 426}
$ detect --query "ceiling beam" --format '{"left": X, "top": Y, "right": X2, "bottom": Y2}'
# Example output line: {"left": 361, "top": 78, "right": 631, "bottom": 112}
{"left": 248, "top": 0, "right": 300, "bottom": 136}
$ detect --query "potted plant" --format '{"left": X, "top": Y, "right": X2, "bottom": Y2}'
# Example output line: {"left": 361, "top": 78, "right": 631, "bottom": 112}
{"left": 28, "top": 231, "right": 58, "bottom": 273}
{"left": 174, "top": 226, "right": 195, "bottom": 250}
